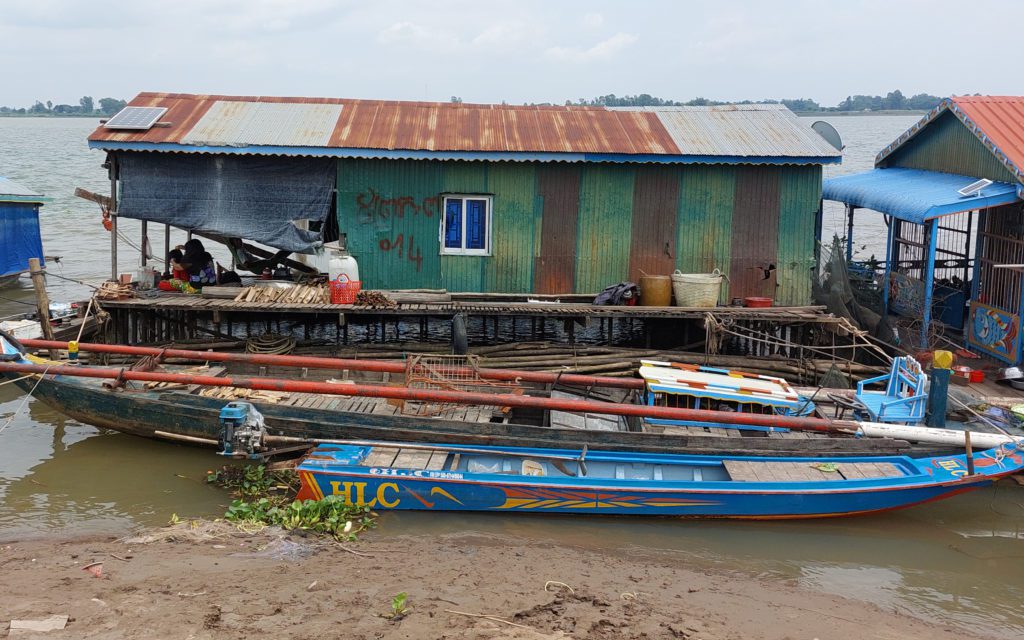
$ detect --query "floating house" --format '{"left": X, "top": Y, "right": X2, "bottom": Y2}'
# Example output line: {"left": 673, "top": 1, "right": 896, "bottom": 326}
{"left": 0, "top": 177, "right": 48, "bottom": 288}
{"left": 823, "top": 96, "right": 1024, "bottom": 363}
{"left": 88, "top": 93, "right": 841, "bottom": 305}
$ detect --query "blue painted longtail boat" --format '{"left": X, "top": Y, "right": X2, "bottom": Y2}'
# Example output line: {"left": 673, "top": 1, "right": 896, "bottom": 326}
{"left": 295, "top": 439, "right": 1024, "bottom": 519}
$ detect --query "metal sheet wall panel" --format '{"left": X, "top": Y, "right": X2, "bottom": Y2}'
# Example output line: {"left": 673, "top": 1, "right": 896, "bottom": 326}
{"left": 483, "top": 163, "right": 539, "bottom": 293}
{"left": 629, "top": 166, "right": 680, "bottom": 280}
{"left": 337, "top": 158, "right": 445, "bottom": 290}
{"left": 775, "top": 165, "right": 821, "bottom": 306}
{"left": 676, "top": 166, "right": 737, "bottom": 287}
{"left": 440, "top": 163, "right": 490, "bottom": 292}
{"left": 729, "top": 168, "right": 781, "bottom": 300}
{"left": 881, "top": 111, "right": 1018, "bottom": 183}
{"left": 575, "top": 165, "right": 635, "bottom": 293}
{"left": 534, "top": 165, "right": 581, "bottom": 294}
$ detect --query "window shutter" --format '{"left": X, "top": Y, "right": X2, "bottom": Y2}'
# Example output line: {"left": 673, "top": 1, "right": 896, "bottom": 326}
{"left": 466, "top": 199, "right": 487, "bottom": 250}
{"left": 444, "top": 198, "right": 463, "bottom": 249}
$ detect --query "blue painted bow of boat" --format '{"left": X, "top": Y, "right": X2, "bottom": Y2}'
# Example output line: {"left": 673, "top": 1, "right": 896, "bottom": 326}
{"left": 296, "top": 440, "right": 1024, "bottom": 520}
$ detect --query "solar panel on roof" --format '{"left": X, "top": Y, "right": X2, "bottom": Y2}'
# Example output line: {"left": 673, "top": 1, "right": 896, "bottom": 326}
{"left": 103, "top": 106, "right": 168, "bottom": 130}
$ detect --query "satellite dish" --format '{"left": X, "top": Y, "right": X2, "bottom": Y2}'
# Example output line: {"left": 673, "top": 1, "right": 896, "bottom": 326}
{"left": 811, "top": 120, "right": 844, "bottom": 151}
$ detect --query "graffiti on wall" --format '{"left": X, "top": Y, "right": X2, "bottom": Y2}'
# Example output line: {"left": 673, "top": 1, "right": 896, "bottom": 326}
{"left": 355, "top": 188, "right": 440, "bottom": 225}
{"left": 379, "top": 233, "right": 424, "bottom": 272}
{"left": 967, "top": 301, "right": 1020, "bottom": 362}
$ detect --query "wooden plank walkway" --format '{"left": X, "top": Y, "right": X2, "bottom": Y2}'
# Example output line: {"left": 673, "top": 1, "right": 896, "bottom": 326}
{"left": 724, "top": 459, "right": 903, "bottom": 482}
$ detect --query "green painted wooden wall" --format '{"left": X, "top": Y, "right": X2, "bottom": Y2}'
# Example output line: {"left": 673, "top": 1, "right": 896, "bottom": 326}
{"left": 337, "top": 158, "right": 821, "bottom": 304}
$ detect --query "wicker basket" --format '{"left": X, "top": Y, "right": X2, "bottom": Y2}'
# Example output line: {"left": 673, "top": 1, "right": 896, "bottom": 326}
{"left": 671, "top": 269, "right": 723, "bottom": 307}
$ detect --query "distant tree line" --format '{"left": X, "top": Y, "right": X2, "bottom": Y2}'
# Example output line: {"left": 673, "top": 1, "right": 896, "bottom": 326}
{"left": 550, "top": 90, "right": 944, "bottom": 112}
{"left": 0, "top": 96, "right": 128, "bottom": 116}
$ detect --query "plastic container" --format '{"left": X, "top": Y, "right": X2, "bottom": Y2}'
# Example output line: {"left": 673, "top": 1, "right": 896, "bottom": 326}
{"left": 329, "top": 274, "right": 362, "bottom": 304}
{"left": 329, "top": 253, "right": 360, "bottom": 283}
{"left": 744, "top": 296, "right": 773, "bottom": 308}
{"left": 671, "top": 269, "right": 723, "bottom": 307}
{"left": 638, "top": 275, "right": 672, "bottom": 306}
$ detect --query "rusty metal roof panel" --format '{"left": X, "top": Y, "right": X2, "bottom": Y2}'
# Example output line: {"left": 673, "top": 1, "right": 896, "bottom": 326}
{"left": 89, "top": 92, "right": 839, "bottom": 163}
{"left": 621, "top": 104, "right": 841, "bottom": 158}
{"left": 181, "top": 101, "right": 343, "bottom": 147}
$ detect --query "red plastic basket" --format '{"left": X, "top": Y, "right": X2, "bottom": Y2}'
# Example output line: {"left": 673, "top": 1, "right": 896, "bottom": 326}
{"left": 329, "top": 275, "right": 362, "bottom": 304}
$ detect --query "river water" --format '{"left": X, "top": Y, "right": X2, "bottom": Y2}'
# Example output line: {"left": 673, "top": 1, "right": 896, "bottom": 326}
{"left": 2, "top": 115, "right": 1023, "bottom": 638}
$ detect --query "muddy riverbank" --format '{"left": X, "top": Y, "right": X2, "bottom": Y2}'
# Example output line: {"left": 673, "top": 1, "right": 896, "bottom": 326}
{"left": 0, "top": 523, "right": 998, "bottom": 640}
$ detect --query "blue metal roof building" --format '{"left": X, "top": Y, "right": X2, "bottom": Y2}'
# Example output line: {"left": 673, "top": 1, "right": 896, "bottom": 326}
{"left": 822, "top": 97, "right": 1024, "bottom": 363}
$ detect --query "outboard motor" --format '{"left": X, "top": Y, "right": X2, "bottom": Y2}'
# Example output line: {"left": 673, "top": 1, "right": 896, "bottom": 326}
{"left": 218, "top": 401, "right": 267, "bottom": 458}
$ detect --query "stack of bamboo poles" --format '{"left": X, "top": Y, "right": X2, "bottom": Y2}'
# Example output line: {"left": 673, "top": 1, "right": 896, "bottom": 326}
{"left": 334, "top": 341, "right": 883, "bottom": 383}
{"left": 233, "top": 284, "right": 329, "bottom": 304}
{"left": 75, "top": 339, "right": 884, "bottom": 384}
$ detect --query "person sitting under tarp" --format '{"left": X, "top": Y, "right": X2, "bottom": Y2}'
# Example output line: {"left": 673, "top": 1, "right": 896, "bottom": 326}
{"left": 167, "top": 249, "right": 189, "bottom": 281}
{"left": 180, "top": 239, "right": 217, "bottom": 288}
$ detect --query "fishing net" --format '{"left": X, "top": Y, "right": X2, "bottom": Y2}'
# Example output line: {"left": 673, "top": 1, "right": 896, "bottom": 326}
{"left": 814, "top": 236, "right": 892, "bottom": 342}
{"left": 402, "top": 354, "right": 522, "bottom": 418}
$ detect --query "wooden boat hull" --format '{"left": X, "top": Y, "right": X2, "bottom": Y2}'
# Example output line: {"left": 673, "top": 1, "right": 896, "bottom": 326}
{"left": 296, "top": 442, "right": 1024, "bottom": 519}
{"left": 9, "top": 372, "right": 943, "bottom": 457}
{"left": 0, "top": 331, "right": 956, "bottom": 457}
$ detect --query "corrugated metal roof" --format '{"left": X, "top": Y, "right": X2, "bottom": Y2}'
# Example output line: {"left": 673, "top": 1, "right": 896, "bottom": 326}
{"left": 620, "top": 104, "right": 840, "bottom": 158}
{"left": 182, "top": 101, "right": 343, "bottom": 147}
{"left": 88, "top": 93, "right": 841, "bottom": 165}
{"left": 876, "top": 96, "right": 1024, "bottom": 183}
{"left": 0, "top": 177, "right": 47, "bottom": 204}
{"left": 823, "top": 167, "right": 1020, "bottom": 224}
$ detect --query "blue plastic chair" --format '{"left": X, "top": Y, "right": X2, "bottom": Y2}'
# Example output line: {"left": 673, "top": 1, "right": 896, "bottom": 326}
{"left": 854, "top": 356, "right": 927, "bottom": 424}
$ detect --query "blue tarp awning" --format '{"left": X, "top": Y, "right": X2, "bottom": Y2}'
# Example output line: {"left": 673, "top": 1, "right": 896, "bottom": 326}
{"left": 822, "top": 168, "right": 1020, "bottom": 224}
{"left": 0, "top": 203, "right": 45, "bottom": 277}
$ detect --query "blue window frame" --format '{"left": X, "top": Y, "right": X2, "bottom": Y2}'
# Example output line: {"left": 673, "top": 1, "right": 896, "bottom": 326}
{"left": 441, "top": 195, "right": 491, "bottom": 255}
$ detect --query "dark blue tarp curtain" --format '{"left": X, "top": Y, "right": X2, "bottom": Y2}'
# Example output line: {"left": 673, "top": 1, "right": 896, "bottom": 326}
{"left": 0, "top": 204, "right": 44, "bottom": 277}
{"left": 117, "top": 153, "right": 335, "bottom": 253}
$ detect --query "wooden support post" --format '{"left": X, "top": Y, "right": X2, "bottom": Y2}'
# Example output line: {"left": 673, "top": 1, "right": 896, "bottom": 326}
{"left": 109, "top": 157, "right": 118, "bottom": 282}
{"left": 28, "top": 258, "right": 58, "bottom": 359}
{"left": 964, "top": 430, "right": 975, "bottom": 476}
{"left": 163, "top": 224, "right": 171, "bottom": 275}
{"left": 140, "top": 220, "right": 148, "bottom": 267}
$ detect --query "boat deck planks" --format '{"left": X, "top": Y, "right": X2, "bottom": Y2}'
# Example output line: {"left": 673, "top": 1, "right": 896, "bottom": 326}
{"left": 363, "top": 447, "right": 399, "bottom": 468}
{"left": 724, "top": 459, "right": 903, "bottom": 482}
{"left": 362, "top": 446, "right": 448, "bottom": 470}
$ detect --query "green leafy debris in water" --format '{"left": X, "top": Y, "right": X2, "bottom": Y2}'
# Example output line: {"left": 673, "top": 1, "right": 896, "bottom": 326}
{"left": 209, "top": 464, "right": 375, "bottom": 541}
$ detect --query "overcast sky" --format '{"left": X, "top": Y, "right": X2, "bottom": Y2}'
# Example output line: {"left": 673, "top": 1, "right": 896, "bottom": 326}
{"left": 1, "top": 0, "right": 1018, "bottom": 108}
